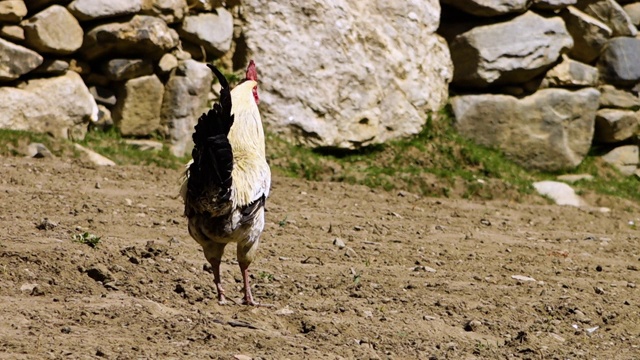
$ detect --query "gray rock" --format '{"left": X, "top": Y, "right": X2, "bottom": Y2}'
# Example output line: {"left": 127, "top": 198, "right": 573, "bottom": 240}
{"left": 92, "top": 104, "right": 113, "bottom": 131}
{"left": 102, "top": 58, "right": 154, "bottom": 81}
{"left": 544, "top": 55, "right": 599, "bottom": 87}
{"left": 22, "top": 5, "right": 83, "bottom": 55}
{"left": 82, "top": 15, "right": 179, "bottom": 60}
{"left": 112, "top": 74, "right": 164, "bottom": 136}
{"left": 562, "top": 6, "right": 613, "bottom": 63}
{"left": 442, "top": 0, "right": 530, "bottom": 16}
{"left": 74, "top": 145, "right": 116, "bottom": 166}
{"left": 68, "top": 0, "right": 143, "bottom": 21}
{"left": 533, "top": 0, "right": 577, "bottom": 10}
{"left": 451, "top": 88, "right": 600, "bottom": 171}
{"left": 450, "top": 11, "right": 573, "bottom": 88}
{"left": 601, "top": 145, "right": 638, "bottom": 175}
{"left": 0, "top": 24, "right": 24, "bottom": 41}
{"left": 141, "top": 0, "right": 188, "bottom": 24}
{"left": 623, "top": 3, "right": 640, "bottom": 26}
{"left": 533, "top": 181, "right": 587, "bottom": 207}
{"left": 0, "top": 37, "right": 43, "bottom": 82}
{"left": 599, "top": 85, "right": 640, "bottom": 108}
{"left": 575, "top": 0, "right": 637, "bottom": 37}
{"left": 160, "top": 60, "right": 213, "bottom": 156}
{"left": 243, "top": 0, "right": 453, "bottom": 149}
{"left": 33, "top": 59, "right": 69, "bottom": 75}
{"left": 178, "top": 9, "right": 234, "bottom": 57}
{"left": 27, "top": 142, "right": 53, "bottom": 158}
{"left": 0, "top": 0, "right": 27, "bottom": 23}
{"left": 0, "top": 71, "right": 98, "bottom": 139}
{"left": 598, "top": 37, "right": 640, "bottom": 86}
{"left": 594, "top": 108, "right": 639, "bottom": 143}
{"left": 89, "top": 86, "right": 117, "bottom": 106}
{"left": 157, "top": 53, "right": 178, "bottom": 74}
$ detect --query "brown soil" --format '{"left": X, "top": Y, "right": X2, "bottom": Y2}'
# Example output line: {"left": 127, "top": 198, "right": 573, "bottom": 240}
{"left": 0, "top": 156, "right": 639, "bottom": 359}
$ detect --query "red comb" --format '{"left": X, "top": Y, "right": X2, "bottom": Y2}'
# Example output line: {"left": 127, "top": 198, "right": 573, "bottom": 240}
{"left": 245, "top": 60, "right": 257, "bottom": 81}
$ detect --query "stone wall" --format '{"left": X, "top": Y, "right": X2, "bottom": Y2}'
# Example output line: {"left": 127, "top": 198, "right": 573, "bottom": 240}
{"left": 2, "top": 0, "right": 639, "bottom": 175}
{"left": 0, "top": 0, "right": 453, "bottom": 157}
{"left": 443, "top": 0, "right": 640, "bottom": 173}
{"left": 0, "top": 0, "right": 237, "bottom": 156}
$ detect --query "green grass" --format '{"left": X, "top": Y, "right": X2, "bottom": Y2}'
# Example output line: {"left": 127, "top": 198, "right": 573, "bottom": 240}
{"left": 72, "top": 232, "right": 101, "bottom": 248}
{"left": 77, "top": 128, "right": 187, "bottom": 169}
{"left": 1, "top": 107, "right": 639, "bottom": 204}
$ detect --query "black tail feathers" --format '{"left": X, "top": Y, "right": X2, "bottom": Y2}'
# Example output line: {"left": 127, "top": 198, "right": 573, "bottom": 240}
{"left": 189, "top": 64, "right": 234, "bottom": 201}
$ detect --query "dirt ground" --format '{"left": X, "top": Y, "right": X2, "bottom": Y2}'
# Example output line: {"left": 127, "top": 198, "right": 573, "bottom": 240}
{"left": 0, "top": 156, "right": 639, "bottom": 360}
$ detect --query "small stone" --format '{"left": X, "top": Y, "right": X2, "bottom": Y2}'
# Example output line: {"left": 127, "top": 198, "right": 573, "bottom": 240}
{"left": 344, "top": 247, "right": 357, "bottom": 258}
{"left": 30, "top": 286, "right": 45, "bottom": 296}
{"left": 95, "top": 182, "right": 101, "bottom": 189}
{"left": 36, "top": 218, "right": 57, "bottom": 230}
{"left": 511, "top": 275, "right": 536, "bottom": 282}
{"left": 61, "top": 326, "right": 71, "bottom": 334}
{"left": 27, "top": 143, "right": 53, "bottom": 158}
{"left": 233, "top": 355, "right": 252, "bottom": 360}
{"left": 20, "top": 283, "right": 38, "bottom": 292}
{"left": 275, "top": 306, "right": 294, "bottom": 315}
{"left": 85, "top": 264, "right": 114, "bottom": 283}
{"left": 333, "top": 237, "right": 346, "bottom": 248}
{"left": 594, "top": 286, "right": 605, "bottom": 295}
{"left": 423, "top": 315, "right": 437, "bottom": 321}
{"left": 464, "top": 319, "right": 482, "bottom": 332}
{"left": 596, "top": 265, "right": 603, "bottom": 272}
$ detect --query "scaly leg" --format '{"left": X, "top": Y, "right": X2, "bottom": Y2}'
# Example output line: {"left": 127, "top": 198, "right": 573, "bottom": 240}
{"left": 239, "top": 261, "right": 255, "bottom": 305}
{"left": 203, "top": 242, "right": 228, "bottom": 304}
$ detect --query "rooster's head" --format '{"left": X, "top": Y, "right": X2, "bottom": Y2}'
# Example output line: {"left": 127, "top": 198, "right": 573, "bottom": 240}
{"left": 244, "top": 60, "right": 259, "bottom": 105}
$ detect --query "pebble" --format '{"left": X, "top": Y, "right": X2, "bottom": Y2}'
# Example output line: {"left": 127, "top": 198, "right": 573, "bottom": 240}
{"left": 464, "top": 319, "right": 482, "bottom": 332}
{"left": 511, "top": 275, "right": 536, "bottom": 282}
{"left": 333, "top": 237, "right": 346, "bottom": 248}
{"left": 344, "top": 247, "right": 357, "bottom": 257}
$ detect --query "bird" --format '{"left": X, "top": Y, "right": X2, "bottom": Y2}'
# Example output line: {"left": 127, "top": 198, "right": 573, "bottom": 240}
{"left": 180, "top": 60, "right": 271, "bottom": 306}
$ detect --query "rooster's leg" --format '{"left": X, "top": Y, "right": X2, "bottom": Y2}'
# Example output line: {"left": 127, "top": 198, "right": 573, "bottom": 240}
{"left": 204, "top": 242, "right": 228, "bottom": 304}
{"left": 239, "top": 261, "right": 255, "bottom": 305}
{"left": 237, "top": 240, "right": 273, "bottom": 307}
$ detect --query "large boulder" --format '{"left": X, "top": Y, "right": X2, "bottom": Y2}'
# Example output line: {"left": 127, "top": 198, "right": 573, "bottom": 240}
{"left": 601, "top": 145, "right": 638, "bottom": 175}
{"left": 21, "top": 5, "right": 83, "bottom": 55}
{"left": 242, "top": 0, "right": 453, "bottom": 149}
{"left": 68, "top": 0, "right": 143, "bottom": 21}
{"left": 451, "top": 88, "right": 600, "bottom": 171}
{"left": 160, "top": 60, "right": 213, "bottom": 157}
{"left": 623, "top": 3, "right": 640, "bottom": 27}
{"left": 449, "top": 11, "right": 573, "bottom": 88}
{"left": 0, "top": 0, "right": 27, "bottom": 23}
{"left": 561, "top": 6, "right": 613, "bottom": 63}
{"left": 0, "top": 37, "right": 43, "bottom": 82}
{"left": 543, "top": 55, "right": 599, "bottom": 87}
{"left": 574, "top": 0, "right": 637, "bottom": 37}
{"left": 0, "top": 71, "right": 98, "bottom": 139}
{"left": 594, "top": 108, "right": 639, "bottom": 143}
{"left": 142, "top": 0, "right": 188, "bottom": 24}
{"left": 441, "top": 0, "right": 529, "bottom": 16}
{"left": 598, "top": 37, "right": 640, "bottom": 86}
{"left": 112, "top": 75, "right": 164, "bottom": 136}
{"left": 599, "top": 84, "right": 640, "bottom": 108}
{"left": 178, "top": 9, "right": 234, "bottom": 57}
{"left": 81, "top": 15, "right": 179, "bottom": 60}
{"left": 102, "top": 58, "right": 154, "bottom": 81}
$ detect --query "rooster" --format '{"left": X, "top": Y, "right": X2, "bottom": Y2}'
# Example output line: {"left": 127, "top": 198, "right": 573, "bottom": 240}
{"left": 180, "top": 61, "right": 271, "bottom": 306}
